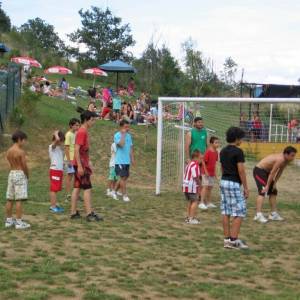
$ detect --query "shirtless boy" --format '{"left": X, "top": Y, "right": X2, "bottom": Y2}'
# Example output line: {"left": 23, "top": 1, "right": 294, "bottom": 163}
{"left": 253, "top": 146, "right": 297, "bottom": 223}
{"left": 5, "top": 130, "right": 31, "bottom": 229}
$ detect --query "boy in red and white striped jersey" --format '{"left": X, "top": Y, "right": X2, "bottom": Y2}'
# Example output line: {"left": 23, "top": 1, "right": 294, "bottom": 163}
{"left": 182, "top": 150, "right": 202, "bottom": 224}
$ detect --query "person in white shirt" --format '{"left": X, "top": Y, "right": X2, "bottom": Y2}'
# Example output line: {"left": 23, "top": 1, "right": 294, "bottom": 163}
{"left": 49, "top": 130, "right": 65, "bottom": 213}
{"left": 29, "top": 83, "right": 36, "bottom": 92}
{"left": 106, "top": 143, "right": 119, "bottom": 200}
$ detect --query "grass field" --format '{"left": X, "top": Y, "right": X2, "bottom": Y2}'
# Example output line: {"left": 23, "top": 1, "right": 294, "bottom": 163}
{"left": 0, "top": 94, "right": 300, "bottom": 300}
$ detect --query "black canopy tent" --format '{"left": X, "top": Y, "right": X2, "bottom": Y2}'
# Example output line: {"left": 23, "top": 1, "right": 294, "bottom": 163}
{"left": 99, "top": 59, "right": 137, "bottom": 88}
{"left": 245, "top": 83, "right": 300, "bottom": 98}
{"left": 240, "top": 82, "right": 300, "bottom": 119}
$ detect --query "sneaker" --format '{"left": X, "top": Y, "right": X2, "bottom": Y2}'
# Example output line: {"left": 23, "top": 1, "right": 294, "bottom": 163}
{"left": 198, "top": 203, "right": 208, "bottom": 210}
{"left": 207, "top": 203, "right": 217, "bottom": 209}
{"left": 86, "top": 211, "right": 103, "bottom": 222}
{"left": 70, "top": 210, "right": 81, "bottom": 219}
{"left": 106, "top": 189, "right": 112, "bottom": 197}
{"left": 123, "top": 196, "right": 130, "bottom": 202}
{"left": 5, "top": 218, "right": 15, "bottom": 228}
{"left": 224, "top": 238, "right": 231, "bottom": 248}
{"left": 49, "top": 206, "right": 65, "bottom": 213}
{"left": 184, "top": 217, "right": 190, "bottom": 223}
{"left": 254, "top": 213, "right": 268, "bottom": 224}
{"left": 117, "top": 191, "right": 123, "bottom": 196}
{"left": 268, "top": 212, "right": 284, "bottom": 221}
{"left": 111, "top": 192, "right": 118, "bottom": 200}
{"left": 188, "top": 218, "right": 200, "bottom": 225}
{"left": 15, "top": 220, "right": 31, "bottom": 230}
{"left": 228, "top": 239, "right": 249, "bottom": 250}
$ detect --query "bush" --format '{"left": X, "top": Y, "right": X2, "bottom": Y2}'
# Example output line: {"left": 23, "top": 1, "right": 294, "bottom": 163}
{"left": 9, "top": 106, "right": 24, "bottom": 127}
{"left": 21, "top": 88, "right": 41, "bottom": 114}
{"left": 9, "top": 88, "right": 41, "bottom": 127}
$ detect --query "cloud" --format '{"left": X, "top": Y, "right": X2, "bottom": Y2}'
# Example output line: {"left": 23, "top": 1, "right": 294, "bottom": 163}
{"left": 4, "top": 0, "right": 300, "bottom": 84}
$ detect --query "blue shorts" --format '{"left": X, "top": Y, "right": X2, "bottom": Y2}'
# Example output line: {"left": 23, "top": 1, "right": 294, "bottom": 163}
{"left": 65, "top": 163, "right": 75, "bottom": 174}
{"left": 220, "top": 180, "right": 246, "bottom": 218}
{"left": 115, "top": 164, "right": 130, "bottom": 178}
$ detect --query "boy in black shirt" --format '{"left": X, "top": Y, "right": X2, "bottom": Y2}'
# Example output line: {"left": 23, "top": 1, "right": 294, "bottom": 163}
{"left": 220, "top": 127, "right": 249, "bottom": 250}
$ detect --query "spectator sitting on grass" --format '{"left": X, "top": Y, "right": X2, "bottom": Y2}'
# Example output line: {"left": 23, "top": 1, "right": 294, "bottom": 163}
{"left": 121, "top": 102, "right": 134, "bottom": 124}
{"left": 88, "top": 87, "right": 97, "bottom": 102}
{"left": 29, "top": 82, "right": 36, "bottom": 92}
{"left": 43, "top": 81, "right": 54, "bottom": 96}
{"left": 127, "top": 77, "right": 135, "bottom": 96}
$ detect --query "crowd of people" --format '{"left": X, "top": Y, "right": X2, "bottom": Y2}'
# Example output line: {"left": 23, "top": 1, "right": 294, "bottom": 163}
{"left": 87, "top": 87, "right": 157, "bottom": 125}
{"left": 239, "top": 112, "right": 267, "bottom": 141}
{"left": 4, "top": 109, "right": 135, "bottom": 229}
{"left": 183, "top": 117, "right": 297, "bottom": 249}
{"left": 3, "top": 73, "right": 299, "bottom": 250}
{"left": 28, "top": 76, "right": 158, "bottom": 126}
{"left": 3, "top": 108, "right": 299, "bottom": 250}
{"left": 240, "top": 112, "right": 300, "bottom": 143}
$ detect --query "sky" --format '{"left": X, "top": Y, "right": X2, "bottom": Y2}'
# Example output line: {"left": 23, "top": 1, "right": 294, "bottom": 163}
{"left": 3, "top": 0, "right": 300, "bottom": 84}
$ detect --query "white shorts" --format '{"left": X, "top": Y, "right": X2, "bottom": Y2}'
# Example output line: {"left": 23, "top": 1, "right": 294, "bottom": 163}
{"left": 6, "top": 170, "right": 28, "bottom": 200}
{"left": 202, "top": 175, "right": 215, "bottom": 187}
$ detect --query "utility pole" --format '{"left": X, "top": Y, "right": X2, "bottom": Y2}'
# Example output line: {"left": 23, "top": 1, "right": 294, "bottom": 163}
{"left": 239, "top": 68, "right": 244, "bottom": 117}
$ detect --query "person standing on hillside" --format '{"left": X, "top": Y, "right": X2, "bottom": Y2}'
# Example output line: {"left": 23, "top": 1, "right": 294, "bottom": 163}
{"left": 49, "top": 130, "right": 65, "bottom": 213}
{"left": 70, "top": 110, "right": 103, "bottom": 221}
{"left": 200, "top": 136, "right": 220, "bottom": 210}
{"left": 114, "top": 120, "right": 135, "bottom": 202}
{"left": 253, "top": 146, "right": 297, "bottom": 224}
{"left": 220, "top": 127, "right": 249, "bottom": 250}
{"left": 60, "top": 77, "right": 69, "bottom": 100}
{"left": 5, "top": 131, "right": 31, "bottom": 229}
{"left": 185, "top": 117, "right": 209, "bottom": 160}
{"left": 64, "top": 118, "right": 80, "bottom": 201}
{"left": 185, "top": 117, "right": 209, "bottom": 209}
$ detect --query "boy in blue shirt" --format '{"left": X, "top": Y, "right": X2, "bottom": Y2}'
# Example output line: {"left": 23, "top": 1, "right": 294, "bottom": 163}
{"left": 112, "top": 92, "right": 122, "bottom": 123}
{"left": 114, "top": 120, "right": 134, "bottom": 202}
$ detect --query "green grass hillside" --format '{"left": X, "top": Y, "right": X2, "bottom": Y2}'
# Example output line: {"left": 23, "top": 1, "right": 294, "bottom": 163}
{"left": 0, "top": 95, "right": 300, "bottom": 300}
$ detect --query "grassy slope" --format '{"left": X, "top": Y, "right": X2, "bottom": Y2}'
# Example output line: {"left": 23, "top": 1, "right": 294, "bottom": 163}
{"left": 0, "top": 92, "right": 300, "bottom": 299}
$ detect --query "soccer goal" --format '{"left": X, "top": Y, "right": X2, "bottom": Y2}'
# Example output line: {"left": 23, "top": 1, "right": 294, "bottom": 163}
{"left": 155, "top": 97, "right": 300, "bottom": 195}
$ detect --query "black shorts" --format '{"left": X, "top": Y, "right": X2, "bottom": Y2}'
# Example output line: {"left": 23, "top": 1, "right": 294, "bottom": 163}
{"left": 113, "top": 109, "right": 120, "bottom": 114}
{"left": 115, "top": 164, "right": 130, "bottom": 178}
{"left": 74, "top": 166, "right": 92, "bottom": 190}
{"left": 184, "top": 193, "right": 199, "bottom": 202}
{"left": 253, "top": 166, "right": 278, "bottom": 196}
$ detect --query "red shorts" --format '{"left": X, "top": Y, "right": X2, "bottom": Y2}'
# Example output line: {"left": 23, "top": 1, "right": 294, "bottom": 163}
{"left": 49, "top": 169, "right": 63, "bottom": 192}
{"left": 101, "top": 107, "right": 111, "bottom": 118}
{"left": 74, "top": 166, "right": 92, "bottom": 190}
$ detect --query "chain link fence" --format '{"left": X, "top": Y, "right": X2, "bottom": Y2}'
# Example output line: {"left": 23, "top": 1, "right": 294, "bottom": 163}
{"left": 0, "top": 63, "right": 21, "bottom": 133}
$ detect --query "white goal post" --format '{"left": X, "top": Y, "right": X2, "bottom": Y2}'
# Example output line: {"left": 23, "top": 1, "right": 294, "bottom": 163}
{"left": 156, "top": 97, "right": 300, "bottom": 195}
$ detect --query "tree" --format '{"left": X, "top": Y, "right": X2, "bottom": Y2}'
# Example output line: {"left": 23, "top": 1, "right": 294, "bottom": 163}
{"left": 0, "top": 2, "right": 11, "bottom": 33}
{"left": 69, "top": 6, "right": 135, "bottom": 65}
{"left": 221, "top": 56, "right": 238, "bottom": 85}
{"left": 159, "top": 46, "right": 182, "bottom": 96}
{"left": 182, "top": 38, "right": 215, "bottom": 96}
{"left": 19, "top": 18, "right": 65, "bottom": 54}
{"left": 133, "top": 41, "right": 160, "bottom": 93}
{"left": 133, "top": 42, "right": 182, "bottom": 95}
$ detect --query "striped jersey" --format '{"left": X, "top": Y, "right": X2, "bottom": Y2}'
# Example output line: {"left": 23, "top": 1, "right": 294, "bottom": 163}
{"left": 182, "top": 160, "right": 200, "bottom": 193}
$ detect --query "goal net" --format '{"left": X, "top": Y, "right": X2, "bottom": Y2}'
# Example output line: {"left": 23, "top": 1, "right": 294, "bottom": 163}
{"left": 155, "top": 97, "right": 300, "bottom": 195}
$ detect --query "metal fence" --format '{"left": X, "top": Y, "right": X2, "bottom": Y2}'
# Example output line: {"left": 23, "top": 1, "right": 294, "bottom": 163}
{"left": 0, "top": 63, "right": 21, "bottom": 133}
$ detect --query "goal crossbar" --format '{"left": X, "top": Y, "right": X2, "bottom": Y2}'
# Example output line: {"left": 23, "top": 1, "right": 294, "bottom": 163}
{"left": 156, "top": 97, "right": 300, "bottom": 195}
{"left": 158, "top": 97, "right": 300, "bottom": 103}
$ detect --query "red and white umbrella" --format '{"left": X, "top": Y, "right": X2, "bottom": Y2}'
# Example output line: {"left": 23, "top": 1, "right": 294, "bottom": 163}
{"left": 45, "top": 66, "right": 72, "bottom": 75}
{"left": 11, "top": 56, "right": 42, "bottom": 68}
{"left": 83, "top": 68, "right": 108, "bottom": 76}
{"left": 83, "top": 67, "right": 107, "bottom": 87}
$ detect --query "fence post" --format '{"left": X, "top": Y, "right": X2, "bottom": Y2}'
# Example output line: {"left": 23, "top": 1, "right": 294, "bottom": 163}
{"left": 268, "top": 104, "right": 273, "bottom": 142}
{"left": 155, "top": 98, "right": 163, "bottom": 195}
